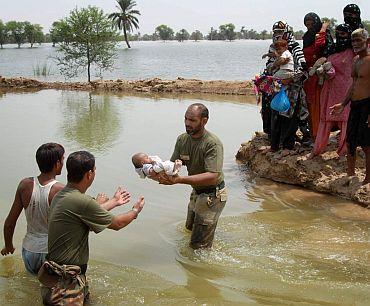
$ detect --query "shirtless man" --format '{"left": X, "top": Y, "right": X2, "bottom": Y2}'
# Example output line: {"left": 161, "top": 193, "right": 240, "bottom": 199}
{"left": 331, "top": 28, "right": 370, "bottom": 185}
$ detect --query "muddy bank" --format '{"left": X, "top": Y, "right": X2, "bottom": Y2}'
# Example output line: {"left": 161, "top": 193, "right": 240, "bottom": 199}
{"left": 236, "top": 133, "right": 369, "bottom": 206}
{"left": 0, "top": 76, "right": 254, "bottom": 96}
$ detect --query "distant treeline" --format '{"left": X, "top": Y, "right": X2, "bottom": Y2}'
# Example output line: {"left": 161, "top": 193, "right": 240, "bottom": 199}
{"left": 1, "top": 19, "right": 370, "bottom": 48}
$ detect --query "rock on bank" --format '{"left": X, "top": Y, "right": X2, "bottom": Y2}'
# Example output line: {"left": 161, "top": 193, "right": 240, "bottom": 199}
{"left": 236, "top": 133, "right": 369, "bottom": 206}
{"left": 0, "top": 76, "right": 254, "bottom": 95}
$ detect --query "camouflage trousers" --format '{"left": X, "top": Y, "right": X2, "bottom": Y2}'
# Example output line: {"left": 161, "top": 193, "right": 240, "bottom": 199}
{"left": 38, "top": 261, "right": 89, "bottom": 305}
{"left": 186, "top": 187, "right": 227, "bottom": 249}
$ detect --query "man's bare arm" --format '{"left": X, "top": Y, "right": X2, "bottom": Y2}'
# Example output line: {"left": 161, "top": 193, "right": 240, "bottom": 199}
{"left": 1, "top": 184, "right": 24, "bottom": 255}
{"left": 158, "top": 172, "right": 218, "bottom": 186}
{"left": 108, "top": 197, "right": 145, "bottom": 231}
{"left": 48, "top": 182, "right": 65, "bottom": 205}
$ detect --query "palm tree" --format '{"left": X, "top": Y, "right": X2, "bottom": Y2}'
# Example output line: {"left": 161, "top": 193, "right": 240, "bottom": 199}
{"left": 108, "top": 0, "right": 140, "bottom": 48}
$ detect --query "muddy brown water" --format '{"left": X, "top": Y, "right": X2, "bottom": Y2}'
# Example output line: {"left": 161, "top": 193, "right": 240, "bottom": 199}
{"left": 0, "top": 90, "right": 369, "bottom": 305}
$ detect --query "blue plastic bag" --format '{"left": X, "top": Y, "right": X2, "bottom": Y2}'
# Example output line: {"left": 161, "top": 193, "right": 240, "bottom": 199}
{"left": 270, "top": 87, "right": 290, "bottom": 112}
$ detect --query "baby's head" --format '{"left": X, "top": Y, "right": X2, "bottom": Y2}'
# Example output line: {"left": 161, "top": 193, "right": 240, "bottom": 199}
{"left": 132, "top": 153, "right": 152, "bottom": 168}
{"left": 274, "top": 39, "right": 288, "bottom": 55}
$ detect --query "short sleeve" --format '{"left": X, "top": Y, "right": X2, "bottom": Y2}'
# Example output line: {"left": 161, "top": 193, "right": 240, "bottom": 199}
{"left": 170, "top": 136, "right": 181, "bottom": 162}
{"left": 81, "top": 198, "right": 114, "bottom": 233}
{"left": 204, "top": 142, "right": 223, "bottom": 173}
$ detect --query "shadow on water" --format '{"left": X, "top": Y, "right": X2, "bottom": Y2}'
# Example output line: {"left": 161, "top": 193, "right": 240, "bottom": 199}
{"left": 58, "top": 91, "right": 121, "bottom": 154}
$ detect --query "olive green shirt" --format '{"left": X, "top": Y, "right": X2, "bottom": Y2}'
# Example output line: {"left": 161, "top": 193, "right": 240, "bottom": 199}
{"left": 47, "top": 187, "right": 114, "bottom": 266}
{"left": 170, "top": 130, "right": 224, "bottom": 189}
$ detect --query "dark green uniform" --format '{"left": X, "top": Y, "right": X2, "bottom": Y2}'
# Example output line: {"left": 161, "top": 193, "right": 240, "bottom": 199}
{"left": 40, "top": 187, "right": 113, "bottom": 305}
{"left": 47, "top": 187, "right": 113, "bottom": 266}
{"left": 171, "top": 130, "right": 227, "bottom": 248}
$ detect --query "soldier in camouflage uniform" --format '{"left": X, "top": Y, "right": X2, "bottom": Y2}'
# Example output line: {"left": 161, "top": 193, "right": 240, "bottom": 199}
{"left": 158, "top": 103, "right": 227, "bottom": 249}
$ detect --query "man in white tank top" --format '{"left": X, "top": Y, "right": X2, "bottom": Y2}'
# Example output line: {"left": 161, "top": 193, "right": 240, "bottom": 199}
{"left": 1, "top": 143, "right": 65, "bottom": 274}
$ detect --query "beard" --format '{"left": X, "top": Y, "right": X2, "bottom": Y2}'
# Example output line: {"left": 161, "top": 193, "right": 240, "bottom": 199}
{"left": 186, "top": 124, "right": 202, "bottom": 135}
{"left": 353, "top": 43, "right": 367, "bottom": 53}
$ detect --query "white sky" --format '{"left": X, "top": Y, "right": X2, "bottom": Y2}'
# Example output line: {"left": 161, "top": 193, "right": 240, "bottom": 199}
{"left": 1, "top": 0, "right": 369, "bottom": 34}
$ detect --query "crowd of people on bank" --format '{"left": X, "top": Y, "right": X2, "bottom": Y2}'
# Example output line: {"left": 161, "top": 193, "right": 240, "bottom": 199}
{"left": 254, "top": 3, "right": 370, "bottom": 186}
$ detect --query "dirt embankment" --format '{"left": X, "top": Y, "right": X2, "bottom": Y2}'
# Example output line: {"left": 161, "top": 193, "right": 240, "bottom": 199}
{"left": 0, "top": 76, "right": 254, "bottom": 96}
{"left": 236, "top": 133, "right": 369, "bottom": 206}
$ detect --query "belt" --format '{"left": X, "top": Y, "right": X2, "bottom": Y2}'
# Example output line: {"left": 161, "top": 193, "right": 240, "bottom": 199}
{"left": 194, "top": 180, "right": 225, "bottom": 195}
{"left": 46, "top": 263, "right": 87, "bottom": 275}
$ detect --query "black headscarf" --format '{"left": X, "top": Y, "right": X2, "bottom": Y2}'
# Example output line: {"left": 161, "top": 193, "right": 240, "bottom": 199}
{"left": 303, "top": 13, "right": 322, "bottom": 48}
{"left": 334, "top": 23, "right": 352, "bottom": 53}
{"left": 343, "top": 4, "right": 363, "bottom": 32}
{"left": 303, "top": 12, "right": 335, "bottom": 56}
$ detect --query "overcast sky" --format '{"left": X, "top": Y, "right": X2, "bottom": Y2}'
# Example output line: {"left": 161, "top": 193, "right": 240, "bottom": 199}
{"left": 2, "top": 0, "right": 369, "bottom": 33}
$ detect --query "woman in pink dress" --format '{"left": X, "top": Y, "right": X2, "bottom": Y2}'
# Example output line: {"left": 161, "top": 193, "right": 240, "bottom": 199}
{"left": 312, "top": 24, "right": 355, "bottom": 156}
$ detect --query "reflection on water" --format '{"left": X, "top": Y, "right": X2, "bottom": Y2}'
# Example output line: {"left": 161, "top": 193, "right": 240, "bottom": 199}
{"left": 0, "top": 89, "right": 369, "bottom": 305}
{"left": 59, "top": 91, "right": 120, "bottom": 154}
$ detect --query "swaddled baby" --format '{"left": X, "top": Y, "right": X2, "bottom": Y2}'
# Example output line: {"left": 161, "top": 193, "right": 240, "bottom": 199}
{"left": 132, "top": 153, "right": 182, "bottom": 180}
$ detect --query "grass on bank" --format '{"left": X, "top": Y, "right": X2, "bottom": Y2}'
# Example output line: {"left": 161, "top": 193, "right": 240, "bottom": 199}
{"left": 33, "top": 62, "right": 51, "bottom": 76}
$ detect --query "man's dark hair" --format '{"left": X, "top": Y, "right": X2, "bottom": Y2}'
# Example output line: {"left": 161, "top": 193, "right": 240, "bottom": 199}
{"left": 36, "top": 143, "right": 65, "bottom": 173}
{"left": 66, "top": 151, "right": 95, "bottom": 183}
{"left": 189, "top": 103, "right": 209, "bottom": 119}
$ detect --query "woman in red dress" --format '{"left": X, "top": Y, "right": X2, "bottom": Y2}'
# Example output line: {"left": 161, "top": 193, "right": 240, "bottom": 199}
{"left": 302, "top": 12, "right": 334, "bottom": 139}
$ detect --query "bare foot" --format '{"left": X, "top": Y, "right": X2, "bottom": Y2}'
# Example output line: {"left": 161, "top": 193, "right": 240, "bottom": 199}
{"left": 307, "top": 152, "right": 316, "bottom": 160}
{"left": 343, "top": 175, "right": 359, "bottom": 187}
{"left": 96, "top": 193, "right": 109, "bottom": 204}
{"left": 281, "top": 149, "right": 291, "bottom": 157}
{"left": 258, "top": 146, "right": 272, "bottom": 154}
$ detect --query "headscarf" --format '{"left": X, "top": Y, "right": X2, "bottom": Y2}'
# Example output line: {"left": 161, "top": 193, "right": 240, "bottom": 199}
{"left": 303, "top": 12, "right": 335, "bottom": 56}
{"left": 303, "top": 13, "right": 322, "bottom": 48}
{"left": 334, "top": 23, "right": 352, "bottom": 53}
{"left": 343, "top": 4, "right": 363, "bottom": 32}
{"left": 272, "top": 21, "right": 287, "bottom": 43}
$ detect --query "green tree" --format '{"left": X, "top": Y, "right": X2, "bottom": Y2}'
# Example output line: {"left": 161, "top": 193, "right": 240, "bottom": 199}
{"left": 108, "top": 0, "right": 140, "bottom": 48}
{"left": 35, "top": 26, "right": 45, "bottom": 45}
{"left": 141, "top": 33, "right": 153, "bottom": 41}
{"left": 50, "top": 20, "right": 70, "bottom": 47}
{"left": 175, "top": 29, "right": 189, "bottom": 42}
{"left": 6, "top": 21, "right": 25, "bottom": 48}
{"left": 208, "top": 27, "right": 218, "bottom": 40}
{"left": 155, "top": 25, "right": 174, "bottom": 41}
{"left": 247, "top": 29, "right": 258, "bottom": 40}
{"left": 190, "top": 30, "right": 203, "bottom": 41}
{"left": 24, "top": 22, "right": 43, "bottom": 47}
{"left": 363, "top": 20, "right": 370, "bottom": 32}
{"left": 239, "top": 26, "right": 247, "bottom": 39}
{"left": 219, "top": 23, "right": 236, "bottom": 41}
{"left": 0, "top": 20, "right": 8, "bottom": 48}
{"left": 260, "top": 30, "right": 268, "bottom": 40}
{"left": 55, "top": 6, "right": 119, "bottom": 83}
{"left": 293, "top": 30, "right": 305, "bottom": 40}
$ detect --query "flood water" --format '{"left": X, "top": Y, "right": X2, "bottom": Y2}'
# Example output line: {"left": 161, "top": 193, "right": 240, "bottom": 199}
{"left": 0, "top": 89, "right": 369, "bottom": 305}
{"left": 0, "top": 40, "right": 271, "bottom": 81}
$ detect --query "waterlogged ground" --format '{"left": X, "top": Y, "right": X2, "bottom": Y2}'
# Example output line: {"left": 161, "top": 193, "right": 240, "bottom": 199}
{"left": 0, "top": 89, "right": 369, "bottom": 305}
